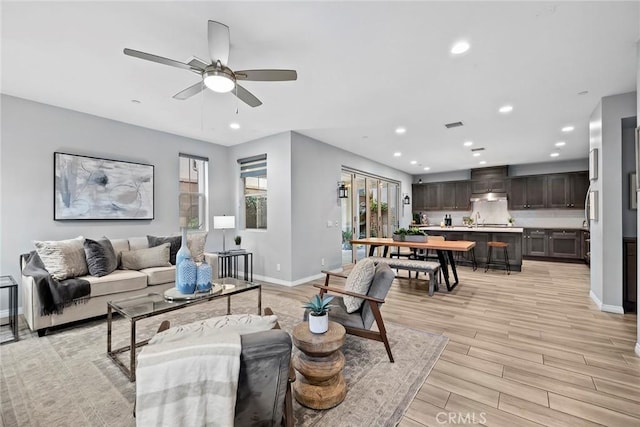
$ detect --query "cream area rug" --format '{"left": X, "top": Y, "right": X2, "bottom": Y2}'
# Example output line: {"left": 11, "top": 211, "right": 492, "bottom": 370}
{"left": 1, "top": 291, "right": 447, "bottom": 427}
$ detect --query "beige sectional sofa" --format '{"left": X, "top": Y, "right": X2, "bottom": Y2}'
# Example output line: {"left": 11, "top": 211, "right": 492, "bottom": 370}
{"left": 21, "top": 236, "right": 218, "bottom": 336}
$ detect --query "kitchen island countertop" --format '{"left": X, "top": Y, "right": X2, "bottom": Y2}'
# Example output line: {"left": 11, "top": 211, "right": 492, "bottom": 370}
{"left": 417, "top": 226, "right": 524, "bottom": 233}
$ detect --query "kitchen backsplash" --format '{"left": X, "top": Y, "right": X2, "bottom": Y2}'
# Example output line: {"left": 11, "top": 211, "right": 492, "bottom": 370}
{"left": 416, "top": 200, "right": 585, "bottom": 229}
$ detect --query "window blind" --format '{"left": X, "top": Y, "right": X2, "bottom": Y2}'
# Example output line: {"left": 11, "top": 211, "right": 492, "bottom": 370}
{"left": 239, "top": 154, "right": 267, "bottom": 178}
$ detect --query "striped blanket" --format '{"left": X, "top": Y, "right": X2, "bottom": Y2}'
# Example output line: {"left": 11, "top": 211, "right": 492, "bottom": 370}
{"left": 135, "top": 331, "right": 242, "bottom": 427}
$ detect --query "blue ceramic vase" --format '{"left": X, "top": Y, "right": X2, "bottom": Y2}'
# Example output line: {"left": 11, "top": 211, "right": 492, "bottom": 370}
{"left": 196, "top": 259, "right": 212, "bottom": 292}
{"left": 176, "top": 228, "right": 196, "bottom": 294}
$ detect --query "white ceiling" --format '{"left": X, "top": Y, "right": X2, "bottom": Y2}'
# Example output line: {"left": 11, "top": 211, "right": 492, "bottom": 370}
{"left": 2, "top": 1, "right": 638, "bottom": 175}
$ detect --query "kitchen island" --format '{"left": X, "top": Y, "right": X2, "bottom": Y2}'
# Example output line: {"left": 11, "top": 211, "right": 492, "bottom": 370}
{"left": 417, "top": 225, "right": 524, "bottom": 272}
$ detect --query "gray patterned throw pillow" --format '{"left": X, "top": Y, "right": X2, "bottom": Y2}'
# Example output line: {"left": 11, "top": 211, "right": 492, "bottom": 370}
{"left": 84, "top": 237, "right": 118, "bottom": 277}
{"left": 34, "top": 236, "right": 88, "bottom": 280}
{"left": 343, "top": 258, "right": 376, "bottom": 313}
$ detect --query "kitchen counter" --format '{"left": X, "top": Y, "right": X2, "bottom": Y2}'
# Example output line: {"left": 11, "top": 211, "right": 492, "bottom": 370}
{"left": 418, "top": 226, "right": 524, "bottom": 233}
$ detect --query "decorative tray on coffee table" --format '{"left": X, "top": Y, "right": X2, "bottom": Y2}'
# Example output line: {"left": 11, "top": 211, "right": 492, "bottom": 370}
{"left": 163, "top": 284, "right": 223, "bottom": 301}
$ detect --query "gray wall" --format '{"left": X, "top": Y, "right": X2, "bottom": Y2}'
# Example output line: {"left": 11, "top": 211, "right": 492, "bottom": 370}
{"left": 0, "top": 95, "right": 231, "bottom": 308}
{"left": 589, "top": 91, "right": 637, "bottom": 312}
{"left": 290, "top": 132, "right": 413, "bottom": 281}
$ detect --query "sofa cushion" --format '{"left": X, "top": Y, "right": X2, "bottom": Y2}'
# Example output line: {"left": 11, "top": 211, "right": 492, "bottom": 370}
{"left": 141, "top": 266, "right": 176, "bottom": 286}
{"left": 121, "top": 243, "right": 171, "bottom": 270}
{"left": 147, "top": 235, "right": 182, "bottom": 265}
{"left": 128, "top": 237, "right": 150, "bottom": 251}
{"left": 110, "top": 238, "right": 130, "bottom": 267}
{"left": 34, "top": 236, "right": 88, "bottom": 280}
{"left": 187, "top": 232, "right": 208, "bottom": 263}
{"left": 81, "top": 269, "right": 148, "bottom": 297}
{"left": 343, "top": 258, "right": 376, "bottom": 313}
{"left": 84, "top": 238, "right": 118, "bottom": 277}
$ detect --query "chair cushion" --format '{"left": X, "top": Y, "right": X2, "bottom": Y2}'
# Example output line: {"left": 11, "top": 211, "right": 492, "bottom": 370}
{"left": 361, "top": 263, "right": 395, "bottom": 329}
{"left": 121, "top": 243, "right": 171, "bottom": 270}
{"left": 343, "top": 258, "right": 376, "bottom": 313}
{"left": 34, "top": 236, "right": 88, "bottom": 280}
{"left": 83, "top": 237, "right": 118, "bottom": 277}
{"left": 141, "top": 265, "right": 175, "bottom": 285}
{"left": 81, "top": 269, "right": 148, "bottom": 297}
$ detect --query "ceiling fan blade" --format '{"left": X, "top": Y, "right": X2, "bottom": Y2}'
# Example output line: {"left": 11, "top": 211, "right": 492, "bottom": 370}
{"left": 124, "top": 48, "right": 198, "bottom": 72}
{"left": 234, "top": 84, "right": 262, "bottom": 107}
{"left": 173, "top": 81, "right": 205, "bottom": 100}
{"left": 235, "top": 69, "right": 297, "bottom": 82}
{"left": 187, "top": 56, "right": 209, "bottom": 70}
{"left": 208, "top": 20, "right": 230, "bottom": 65}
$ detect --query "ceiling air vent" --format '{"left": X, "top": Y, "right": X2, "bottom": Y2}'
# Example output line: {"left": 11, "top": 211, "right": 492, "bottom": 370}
{"left": 471, "top": 147, "right": 485, "bottom": 152}
{"left": 444, "top": 121, "right": 464, "bottom": 129}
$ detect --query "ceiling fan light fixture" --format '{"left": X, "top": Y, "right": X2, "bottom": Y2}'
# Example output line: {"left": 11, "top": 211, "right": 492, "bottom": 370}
{"left": 204, "top": 68, "right": 236, "bottom": 93}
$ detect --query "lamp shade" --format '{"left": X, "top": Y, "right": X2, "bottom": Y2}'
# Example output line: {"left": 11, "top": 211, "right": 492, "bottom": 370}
{"left": 213, "top": 215, "right": 235, "bottom": 229}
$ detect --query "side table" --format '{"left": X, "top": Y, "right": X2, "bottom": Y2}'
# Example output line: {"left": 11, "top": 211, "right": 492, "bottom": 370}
{"left": 291, "top": 321, "right": 347, "bottom": 409}
{"left": 0, "top": 275, "right": 19, "bottom": 344}
{"left": 217, "top": 251, "right": 253, "bottom": 281}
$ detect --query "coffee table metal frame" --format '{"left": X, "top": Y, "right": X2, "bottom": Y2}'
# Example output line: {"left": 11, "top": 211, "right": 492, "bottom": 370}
{"left": 107, "top": 277, "right": 261, "bottom": 382}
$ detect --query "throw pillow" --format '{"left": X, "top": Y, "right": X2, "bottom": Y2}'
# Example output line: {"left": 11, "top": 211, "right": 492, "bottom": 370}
{"left": 83, "top": 237, "right": 118, "bottom": 277}
{"left": 147, "top": 235, "right": 182, "bottom": 265}
{"left": 343, "top": 258, "right": 376, "bottom": 313}
{"left": 149, "top": 314, "right": 278, "bottom": 346}
{"left": 34, "top": 236, "right": 88, "bottom": 280}
{"left": 187, "top": 232, "right": 208, "bottom": 263}
{"left": 121, "top": 243, "right": 171, "bottom": 270}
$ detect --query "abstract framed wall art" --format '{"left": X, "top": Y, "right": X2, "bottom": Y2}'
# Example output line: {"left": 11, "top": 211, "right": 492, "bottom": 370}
{"left": 54, "top": 152, "right": 154, "bottom": 220}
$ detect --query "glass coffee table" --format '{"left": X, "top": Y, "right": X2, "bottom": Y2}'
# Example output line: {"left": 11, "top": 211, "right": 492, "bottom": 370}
{"left": 107, "top": 277, "right": 261, "bottom": 381}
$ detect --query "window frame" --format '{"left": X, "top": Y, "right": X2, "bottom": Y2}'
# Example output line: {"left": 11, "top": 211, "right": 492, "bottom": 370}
{"left": 179, "top": 153, "right": 209, "bottom": 231}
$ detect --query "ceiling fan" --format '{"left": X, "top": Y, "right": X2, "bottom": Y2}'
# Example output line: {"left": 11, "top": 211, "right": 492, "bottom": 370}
{"left": 124, "top": 20, "right": 297, "bottom": 107}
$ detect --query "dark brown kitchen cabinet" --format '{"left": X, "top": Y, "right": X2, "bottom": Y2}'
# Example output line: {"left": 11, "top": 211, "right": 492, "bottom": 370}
{"left": 440, "top": 182, "right": 456, "bottom": 210}
{"left": 454, "top": 181, "right": 472, "bottom": 210}
{"left": 471, "top": 177, "right": 507, "bottom": 193}
{"left": 414, "top": 181, "right": 471, "bottom": 211}
{"left": 525, "top": 229, "right": 548, "bottom": 256}
{"left": 548, "top": 230, "right": 581, "bottom": 258}
{"left": 508, "top": 176, "right": 547, "bottom": 210}
{"left": 424, "top": 183, "right": 440, "bottom": 210}
{"left": 412, "top": 184, "right": 426, "bottom": 210}
{"left": 547, "top": 172, "right": 589, "bottom": 209}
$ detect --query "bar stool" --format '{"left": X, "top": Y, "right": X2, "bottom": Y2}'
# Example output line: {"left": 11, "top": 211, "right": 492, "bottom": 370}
{"left": 485, "top": 241, "right": 511, "bottom": 275}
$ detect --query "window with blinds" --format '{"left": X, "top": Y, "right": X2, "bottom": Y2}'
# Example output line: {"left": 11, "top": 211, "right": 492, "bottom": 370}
{"left": 239, "top": 154, "right": 267, "bottom": 229}
{"left": 179, "top": 153, "right": 209, "bottom": 231}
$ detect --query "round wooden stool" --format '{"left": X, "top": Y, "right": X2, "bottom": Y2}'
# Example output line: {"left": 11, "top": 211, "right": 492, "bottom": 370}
{"left": 291, "top": 321, "right": 347, "bottom": 410}
{"left": 485, "top": 241, "right": 511, "bottom": 274}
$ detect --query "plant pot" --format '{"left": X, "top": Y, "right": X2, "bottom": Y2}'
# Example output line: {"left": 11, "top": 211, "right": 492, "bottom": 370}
{"left": 308, "top": 313, "right": 328, "bottom": 334}
{"left": 392, "top": 234, "right": 405, "bottom": 242}
{"left": 404, "top": 235, "right": 428, "bottom": 243}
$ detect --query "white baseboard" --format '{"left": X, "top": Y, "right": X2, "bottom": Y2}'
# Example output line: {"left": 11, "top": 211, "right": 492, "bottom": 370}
{"left": 253, "top": 267, "right": 344, "bottom": 287}
{"left": 0, "top": 307, "right": 22, "bottom": 319}
{"left": 589, "top": 290, "right": 624, "bottom": 314}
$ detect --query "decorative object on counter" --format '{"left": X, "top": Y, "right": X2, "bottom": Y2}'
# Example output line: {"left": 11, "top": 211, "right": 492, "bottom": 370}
{"left": 196, "top": 259, "right": 212, "bottom": 292}
{"left": 392, "top": 228, "right": 428, "bottom": 242}
{"left": 412, "top": 213, "right": 420, "bottom": 225}
{"left": 462, "top": 216, "right": 474, "bottom": 227}
{"left": 234, "top": 235, "right": 242, "bottom": 248}
{"left": 420, "top": 213, "right": 429, "bottom": 225}
{"left": 303, "top": 294, "right": 334, "bottom": 334}
{"left": 508, "top": 217, "right": 515, "bottom": 226}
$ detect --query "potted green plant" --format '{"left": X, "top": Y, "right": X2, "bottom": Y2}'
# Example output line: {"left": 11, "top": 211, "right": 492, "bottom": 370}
{"left": 392, "top": 228, "right": 409, "bottom": 241}
{"left": 303, "top": 294, "right": 334, "bottom": 333}
{"left": 405, "top": 227, "right": 428, "bottom": 243}
{"left": 508, "top": 218, "right": 514, "bottom": 227}
{"left": 234, "top": 235, "right": 242, "bottom": 247}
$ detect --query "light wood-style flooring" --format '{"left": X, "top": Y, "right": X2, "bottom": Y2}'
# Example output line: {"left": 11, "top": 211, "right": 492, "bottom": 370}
{"left": 264, "top": 260, "right": 639, "bottom": 426}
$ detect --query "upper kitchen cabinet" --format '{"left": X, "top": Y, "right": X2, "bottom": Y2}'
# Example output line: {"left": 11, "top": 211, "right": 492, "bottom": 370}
{"left": 508, "top": 175, "right": 547, "bottom": 209}
{"left": 471, "top": 166, "right": 508, "bottom": 193}
{"left": 412, "top": 184, "right": 426, "bottom": 210}
{"left": 547, "top": 172, "right": 589, "bottom": 209}
{"left": 441, "top": 181, "right": 472, "bottom": 210}
{"left": 454, "top": 181, "right": 472, "bottom": 210}
{"left": 412, "top": 183, "right": 440, "bottom": 210}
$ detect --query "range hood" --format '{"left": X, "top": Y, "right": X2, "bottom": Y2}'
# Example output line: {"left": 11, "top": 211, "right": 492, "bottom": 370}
{"left": 470, "top": 192, "right": 508, "bottom": 202}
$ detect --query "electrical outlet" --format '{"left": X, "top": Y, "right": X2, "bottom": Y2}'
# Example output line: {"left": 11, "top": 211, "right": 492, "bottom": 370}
{"left": 334, "top": 220, "right": 339, "bottom": 227}
{"left": 276, "top": 263, "right": 281, "bottom": 272}
{"left": 327, "top": 220, "right": 332, "bottom": 228}
{"left": 321, "top": 258, "right": 325, "bottom": 266}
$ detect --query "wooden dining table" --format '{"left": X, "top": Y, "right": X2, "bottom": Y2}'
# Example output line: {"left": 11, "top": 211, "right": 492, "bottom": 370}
{"left": 350, "top": 237, "right": 477, "bottom": 291}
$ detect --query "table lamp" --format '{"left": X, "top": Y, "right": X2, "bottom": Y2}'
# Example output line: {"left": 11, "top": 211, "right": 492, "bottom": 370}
{"left": 213, "top": 215, "right": 235, "bottom": 254}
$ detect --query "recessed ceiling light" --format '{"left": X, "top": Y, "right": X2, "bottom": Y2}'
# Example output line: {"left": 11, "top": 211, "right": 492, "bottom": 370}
{"left": 550, "top": 152, "right": 560, "bottom": 157}
{"left": 499, "top": 105, "right": 513, "bottom": 114}
{"left": 479, "top": 160, "right": 487, "bottom": 165}
{"left": 463, "top": 141, "right": 473, "bottom": 147}
{"left": 229, "top": 122, "right": 240, "bottom": 130}
{"left": 451, "top": 40, "right": 470, "bottom": 55}
{"left": 395, "top": 127, "right": 406, "bottom": 134}
{"left": 393, "top": 152, "right": 402, "bottom": 157}
{"left": 423, "top": 167, "right": 430, "bottom": 171}
{"left": 561, "top": 126, "right": 574, "bottom": 132}
{"left": 410, "top": 160, "right": 417, "bottom": 165}
{"left": 473, "top": 152, "right": 481, "bottom": 157}
{"left": 555, "top": 141, "right": 566, "bottom": 147}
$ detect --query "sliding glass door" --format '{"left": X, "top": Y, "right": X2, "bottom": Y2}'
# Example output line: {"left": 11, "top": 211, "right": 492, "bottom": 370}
{"left": 341, "top": 169, "right": 400, "bottom": 264}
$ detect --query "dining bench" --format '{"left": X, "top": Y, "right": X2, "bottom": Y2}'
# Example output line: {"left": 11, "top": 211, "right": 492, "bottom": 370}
{"left": 367, "top": 256, "right": 441, "bottom": 296}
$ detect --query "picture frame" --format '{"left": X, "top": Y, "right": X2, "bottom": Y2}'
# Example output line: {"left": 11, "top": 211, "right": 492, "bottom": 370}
{"left": 631, "top": 173, "right": 637, "bottom": 210}
{"left": 54, "top": 152, "right": 154, "bottom": 220}
{"left": 589, "top": 148, "right": 598, "bottom": 181}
